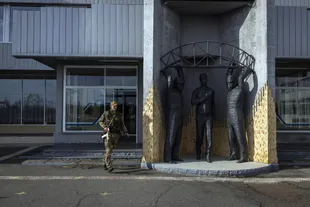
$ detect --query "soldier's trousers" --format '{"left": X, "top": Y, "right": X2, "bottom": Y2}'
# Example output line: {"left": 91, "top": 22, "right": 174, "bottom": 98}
{"left": 104, "top": 133, "right": 120, "bottom": 168}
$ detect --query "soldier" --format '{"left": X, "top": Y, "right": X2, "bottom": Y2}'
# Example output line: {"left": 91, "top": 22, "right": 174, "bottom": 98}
{"left": 99, "top": 101, "right": 129, "bottom": 171}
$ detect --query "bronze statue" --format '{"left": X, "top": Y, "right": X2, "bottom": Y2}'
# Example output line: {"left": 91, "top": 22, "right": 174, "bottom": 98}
{"left": 225, "top": 64, "right": 252, "bottom": 163}
{"left": 191, "top": 73, "right": 215, "bottom": 163}
{"left": 161, "top": 66, "right": 185, "bottom": 164}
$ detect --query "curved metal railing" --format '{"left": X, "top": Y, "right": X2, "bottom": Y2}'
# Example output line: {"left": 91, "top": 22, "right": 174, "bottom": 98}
{"left": 160, "top": 40, "right": 255, "bottom": 71}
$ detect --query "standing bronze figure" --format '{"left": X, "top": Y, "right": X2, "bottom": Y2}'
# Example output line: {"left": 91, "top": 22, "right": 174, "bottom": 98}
{"left": 191, "top": 73, "right": 215, "bottom": 163}
{"left": 225, "top": 65, "right": 251, "bottom": 163}
{"left": 161, "top": 66, "right": 185, "bottom": 164}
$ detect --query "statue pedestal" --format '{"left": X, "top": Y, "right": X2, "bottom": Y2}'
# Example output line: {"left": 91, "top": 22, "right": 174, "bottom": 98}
{"left": 141, "top": 156, "right": 278, "bottom": 177}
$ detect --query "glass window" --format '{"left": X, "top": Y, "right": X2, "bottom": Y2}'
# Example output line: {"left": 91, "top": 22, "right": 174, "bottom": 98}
{"left": 123, "top": 89, "right": 136, "bottom": 134}
{"left": 46, "top": 78, "right": 56, "bottom": 94}
{"left": 106, "top": 68, "right": 137, "bottom": 86}
{"left": 22, "top": 94, "right": 44, "bottom": 124}
{"left": 64, "top": 67, "right": 137, "bottom": 133}
{"left": 0, "top": 6, "right": 3, "bottom": 42}
{"left": 23, "top": 78, "right": 45, "bottom": 94}
{"left": 276, "top": 68, "right": 310, "bottom": 130}
{"left": 0, "top": 94, "right": 21, "bottom": 124}
{"left": 66, "top": 68, "right": 105, "bottom": 86}
{"left": 10, "top": 6, "right": 40, "bottom": 42}
{"left": 0, "top": 73, "right": 56, "bottom": 125}
{"left": 276, "top": 69, "right": 310, "bottom": 87}
{"left": 65, "top": 88, "right": 105, "bottom": 131}
{"left": 46, "top": 94, "right": 56, "bottom": 124}
{"left": 0, "top": 77, "right": 22, "bottom": 94}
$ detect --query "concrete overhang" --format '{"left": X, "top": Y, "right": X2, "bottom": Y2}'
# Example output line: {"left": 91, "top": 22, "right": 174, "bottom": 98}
{"left": 163, "top": 0, "right": 255, "bottom": 15}
{"left": 29, "top": 56, "right": 142, "bottom": 70}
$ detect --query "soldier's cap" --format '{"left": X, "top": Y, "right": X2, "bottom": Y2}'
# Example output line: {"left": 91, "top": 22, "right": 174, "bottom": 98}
{"left": 110, "top": 101, "right": 118, "bottom": 107}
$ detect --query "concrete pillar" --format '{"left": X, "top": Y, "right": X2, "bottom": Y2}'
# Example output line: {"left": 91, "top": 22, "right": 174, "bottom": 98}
{"left": 53, "top": 64, "right": 64, "bottom": 143}
{"left": 239, "top": 0, "right": 277, "bottom": 164}
{"left": 142, "top": 0, "right": 166, "bottom": 163}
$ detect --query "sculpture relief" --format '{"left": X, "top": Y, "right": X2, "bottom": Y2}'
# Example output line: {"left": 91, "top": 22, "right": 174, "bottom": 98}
{"left": 161, "top": 66, "right": 185, "bottom": 164}
{"left": 225, "top": 65, "right": 251, "bottom": 163}
{"left": 191, "top": 73, "right": 215, "bottom": 163}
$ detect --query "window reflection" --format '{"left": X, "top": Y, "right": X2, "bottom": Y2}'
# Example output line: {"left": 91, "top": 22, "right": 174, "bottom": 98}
{"left": 65, "top": 88, "right": 105, "bottom": 131}
{"left": 23, "top": 79, "right": 45, "bottom": 94}
{"left": 64, "top": 67, "right": 137, "bottom": 134}
{"left": 66, "top": 68, "right": 105, "bottom": 86}
{"left": 0, "top": 73, "right": 56, "bottom": 125}
{"left": 0, "top": 79, "right": 22, "bottom": 94}
{"left": 46, "top": 94, "right": 56, "bottom": 124}
{"left": 46, "top": 79, "right": 56, "bottom": 94}
{"left": 22, "top": 94, "right": 44, "bottom": 124}
{"left": 106, "top": 68, "right": 137, "bottom": 86}
{"left": 276, "top": 68, "right": 310, "bottom": 130}
{"left": 0, "top": 94, "right": 21, "bottom": 124}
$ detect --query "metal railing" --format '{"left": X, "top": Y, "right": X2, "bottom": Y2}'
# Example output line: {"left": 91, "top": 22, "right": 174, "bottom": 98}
{"left": 160, "top": 41, "right": 255, "bottom": 70}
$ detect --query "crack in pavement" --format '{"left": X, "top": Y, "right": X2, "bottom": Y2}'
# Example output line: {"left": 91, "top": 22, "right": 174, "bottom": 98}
{"left": 243, "top": 183, "right": 283, "bottom": 204}
{"left": 75, "top": 193, "right": 98, "bottom": 207}
{"left": 152, "top": 183, "right": 180, "bottom": 207}
{"left": 219, "top": 182, "right": 264, "bottom": 207}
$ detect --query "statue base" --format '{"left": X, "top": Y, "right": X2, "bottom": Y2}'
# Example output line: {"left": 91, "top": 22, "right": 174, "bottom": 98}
{"left": 141, "top": 156, "right": 278, "bottom": 177}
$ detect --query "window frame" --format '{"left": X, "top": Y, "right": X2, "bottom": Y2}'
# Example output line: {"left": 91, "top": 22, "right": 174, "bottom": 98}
{"left": 63, "top": 65, "right": 138, "bottom": 137}
{"left": 276, "top": 67, "right": 310, "bottom": 132}
{"left": 0, "top": 74, "right": 56, "bottom": 126}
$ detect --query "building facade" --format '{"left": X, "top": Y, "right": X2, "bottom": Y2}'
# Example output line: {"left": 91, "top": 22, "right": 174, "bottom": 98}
{"left": 0, "top": 0, "right": 309, "bottom": 164}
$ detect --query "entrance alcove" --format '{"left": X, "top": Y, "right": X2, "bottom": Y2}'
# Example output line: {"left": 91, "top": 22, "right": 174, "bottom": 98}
{"left": 142, "top": 0, "right": 277, "bottom": 167}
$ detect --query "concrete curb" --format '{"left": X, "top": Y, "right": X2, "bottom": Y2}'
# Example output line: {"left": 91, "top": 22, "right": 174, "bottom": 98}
{"left": 21, "top": 159, "right": 141, "bottom": 168}
{"left": 141, "top": 162, "right": 279, "bottom": 177}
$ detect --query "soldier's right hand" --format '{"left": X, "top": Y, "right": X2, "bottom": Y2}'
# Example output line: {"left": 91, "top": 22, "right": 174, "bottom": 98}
{"left": 104, "top": 128, "right": 108, "bottom": 132}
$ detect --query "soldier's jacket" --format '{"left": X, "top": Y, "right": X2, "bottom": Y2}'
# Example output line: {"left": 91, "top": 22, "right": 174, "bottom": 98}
{"left": 99, "top": 110, "right": 128, "bottom": 134}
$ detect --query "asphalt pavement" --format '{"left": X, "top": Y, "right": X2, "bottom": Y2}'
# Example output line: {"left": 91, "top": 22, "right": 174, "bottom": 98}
{"left": 0, "top": 164, "right": 309, "bottom": 207}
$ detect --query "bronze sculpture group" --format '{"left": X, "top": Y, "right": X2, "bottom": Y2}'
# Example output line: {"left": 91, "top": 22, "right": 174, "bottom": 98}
{"left": 161, "top": 64, "right": 253, "bottom": 164}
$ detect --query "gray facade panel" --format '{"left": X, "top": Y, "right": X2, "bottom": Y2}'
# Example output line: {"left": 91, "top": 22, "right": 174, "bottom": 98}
{"left": 0, "top": 0, "right": 143, "bottom": 5}
{"left": 275, "top": 0, "right": 310, "bottom": 7}
{"left": 276, "top": 6, "right": 310, "bottom": 57}
{"left": 12, "top": 4, "right": 143, "bottom": 58}
{"left": 0, "top": 43, "right": 51, "bottom": 70}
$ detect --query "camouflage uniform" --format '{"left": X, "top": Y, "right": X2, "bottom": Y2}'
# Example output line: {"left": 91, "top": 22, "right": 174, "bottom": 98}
{"left": 99, "top": 109, "right": 128, "bottom": 169}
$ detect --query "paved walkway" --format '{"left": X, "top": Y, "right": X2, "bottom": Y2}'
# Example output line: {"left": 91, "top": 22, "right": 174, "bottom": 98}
{"left": 0, "top": 164, "right": 310, "bottom": 206}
